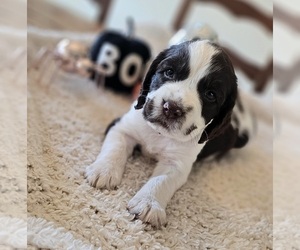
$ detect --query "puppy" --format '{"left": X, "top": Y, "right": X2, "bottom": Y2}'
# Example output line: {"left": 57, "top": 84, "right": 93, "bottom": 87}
{"left": 86, "top": 39, "right": 253, "bottom": 228}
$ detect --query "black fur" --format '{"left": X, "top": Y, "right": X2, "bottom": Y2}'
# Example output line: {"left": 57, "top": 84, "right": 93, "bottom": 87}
{"left": 135, "top": 42, "right": 191, "bottom": 109}
{"left": 234, "top": 132, "right": 249, "bottom": 148}
{"left": 197, "top": 125, "right": 249, "bottom": 161}
{"left": 104, "top": 117, "right": 121, "bottom": 135}
{"left": 198, "top": 48, "right": 237, "bottom": 144}
{"left": 185, "top": 124, "right": 198, "bottom": 136}
{"left": 197, "top": 125, "right": 238, "bottom": 160}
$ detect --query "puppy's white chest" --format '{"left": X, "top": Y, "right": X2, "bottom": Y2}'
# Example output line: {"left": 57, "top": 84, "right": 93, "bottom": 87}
{"left": 139, "top": 128, "right": 199, "bottom": 162}
{"left": 121, "top": 106, "right": 202, "bottom": 160}
{"left": 137, "top": 129, "right": 168, "bottom": 157}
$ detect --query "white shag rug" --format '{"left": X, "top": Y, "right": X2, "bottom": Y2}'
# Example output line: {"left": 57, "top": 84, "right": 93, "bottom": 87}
{"left": 27, "top": 29, "right": 273, "bottom": 249}
{"left": 0, "top": 26, "right": 27, "bottom": 249}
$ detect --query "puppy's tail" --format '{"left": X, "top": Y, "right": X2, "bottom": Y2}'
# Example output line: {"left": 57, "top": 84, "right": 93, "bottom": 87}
{"left": 231, "top": 93, "right": 257, "bottom": 149}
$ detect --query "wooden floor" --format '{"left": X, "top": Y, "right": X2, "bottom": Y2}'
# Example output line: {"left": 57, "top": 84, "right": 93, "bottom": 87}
{"left": 27, "top": 0, "right": 100, "bottom": 32}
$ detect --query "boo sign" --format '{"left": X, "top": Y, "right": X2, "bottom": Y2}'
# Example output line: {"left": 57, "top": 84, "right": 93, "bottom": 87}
{"left": 90, "top": 31, "right": 151, "bottom": 94}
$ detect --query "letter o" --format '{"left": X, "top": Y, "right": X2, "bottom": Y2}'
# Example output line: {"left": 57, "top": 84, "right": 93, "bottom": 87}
{"left": 119, "top": 54, "right": 143, "bottom": 86}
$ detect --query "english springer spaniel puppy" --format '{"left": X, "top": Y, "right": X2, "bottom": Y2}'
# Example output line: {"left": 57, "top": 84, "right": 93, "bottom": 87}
{"left": 86, "top": 39, "right": 253, "bottom": 228}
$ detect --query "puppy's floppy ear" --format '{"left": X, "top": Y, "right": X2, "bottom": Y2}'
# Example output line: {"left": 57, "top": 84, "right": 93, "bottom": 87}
{"left": 134, "top": 50, "right": 167, "bottom": 110}
{"left": 199, "top": 82, "right": 237, "bottom": 144}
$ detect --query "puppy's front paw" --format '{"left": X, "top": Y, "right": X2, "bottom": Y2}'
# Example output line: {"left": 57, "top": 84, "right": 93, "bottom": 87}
{"left": 127, "top": 195, "right": 167, "bottom": 228}
{"left": 85, "top": 162, "right": 122, "bottom": 189}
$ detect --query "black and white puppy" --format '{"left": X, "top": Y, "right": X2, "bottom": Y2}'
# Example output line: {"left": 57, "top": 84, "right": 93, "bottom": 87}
{"left": 86, "top": 39, "right": 253, "bottom": 228}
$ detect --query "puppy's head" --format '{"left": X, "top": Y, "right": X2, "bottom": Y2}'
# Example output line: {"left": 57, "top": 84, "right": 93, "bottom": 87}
{"left": 135, "top": 40, "right": 237, "bottom": 143}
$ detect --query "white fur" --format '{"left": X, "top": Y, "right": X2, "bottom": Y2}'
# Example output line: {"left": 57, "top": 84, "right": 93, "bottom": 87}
{"left": 147, "top": 82, "right": 205, "bottom": 142}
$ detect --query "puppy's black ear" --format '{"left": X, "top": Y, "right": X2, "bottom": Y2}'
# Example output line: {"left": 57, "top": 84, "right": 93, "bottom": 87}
{"left": 134, "top": 50, "right": 167, "bottom": 110}
{"left": 199, "top": 83, "right": 237, "bottom": 144}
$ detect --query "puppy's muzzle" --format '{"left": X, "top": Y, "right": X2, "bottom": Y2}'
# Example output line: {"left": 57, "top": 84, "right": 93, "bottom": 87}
{"left": 162, "top": 100, "right": 183, "bottom": 119}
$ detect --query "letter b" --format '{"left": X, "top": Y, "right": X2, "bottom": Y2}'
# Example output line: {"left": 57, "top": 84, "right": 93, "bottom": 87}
{"left": 97, "top": 42, "right": 120, "bottom": 76}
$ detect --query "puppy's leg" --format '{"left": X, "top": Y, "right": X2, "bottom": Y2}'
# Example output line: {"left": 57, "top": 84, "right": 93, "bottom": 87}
{"left": 86, "top": 126, "right": 135, "bottom": 189}
{"left": 127, "top": 160, "right": 193, "bottom": 228}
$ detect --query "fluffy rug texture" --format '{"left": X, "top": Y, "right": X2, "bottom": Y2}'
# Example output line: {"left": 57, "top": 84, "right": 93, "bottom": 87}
{"left": 27, "top": 28, "right": 273, "bottom": 249}
{"left": 273, "top": 91, "right": 300, "bottom": 249}
{"left": 0, "top": 26, "right": 27, "bottom": 248}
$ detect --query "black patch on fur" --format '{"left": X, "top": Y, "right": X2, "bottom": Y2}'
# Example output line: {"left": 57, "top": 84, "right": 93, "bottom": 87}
{"left": 149, "top": 44, "right": 190, "bottom": 92}
{"left": 196, "top": 46, "right": 251, "bottom": 159}
{"left": 135, "top": 41, "right": 191, "bottom": 109}
{"left": 234, "top": 131, "right": 249, "bottom": 148}
{"left": 198, "top": 47, "right": 237, "bottom": 144}
{"left": 132, "top": 144, "right": 142, "bottom": 158}
{"left": 185, "top": 124, "right": 197, "bottom": 136}
{"left": 197, "top": 126, "right": 249, "bottom": 161}
{"left": 197, "top": 125, "right": 238, "bottom": 160}
{"left": 104, "top": 117, "right": 121, "bottom": 135}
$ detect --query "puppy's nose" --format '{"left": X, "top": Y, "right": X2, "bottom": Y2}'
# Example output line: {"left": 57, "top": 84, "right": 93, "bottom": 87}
{"left": 163, "top": 100, "right": 183, "bottom": 118}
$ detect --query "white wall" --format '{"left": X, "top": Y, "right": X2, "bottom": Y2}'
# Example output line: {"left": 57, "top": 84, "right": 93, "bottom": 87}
{"left": 106, "top": 0, "right": 182, "bottom": 31}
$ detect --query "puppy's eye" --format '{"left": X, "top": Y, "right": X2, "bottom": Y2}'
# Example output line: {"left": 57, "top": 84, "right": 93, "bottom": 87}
{"left": 164, "top": 69, "right": 174, "bottom": 78}
{"left": 205, "top": 90, "right": 217, "bottom": 102}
